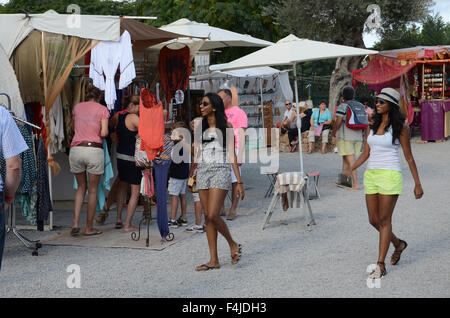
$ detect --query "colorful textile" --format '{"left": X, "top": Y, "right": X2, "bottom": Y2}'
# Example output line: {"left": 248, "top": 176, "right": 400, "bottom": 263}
{"left": 158, "top": 46, "right": 192, "bottom": 109}
{"left": 140, "top": 168, "right": 154, "bottom": 198}
{"left": 36, "top": 136, "right": 53, "bottom": 221}
{"left": 421, "top": 101, "right": 445, "bottom": 141}
{"left": 71, "top": 102, "right": 110, "bottom": 148}
{"left": 352, "top": 55, "right": 416, "bottom": 86}
{"left": 138, "top": 89, "right": 165, "bottom": 161}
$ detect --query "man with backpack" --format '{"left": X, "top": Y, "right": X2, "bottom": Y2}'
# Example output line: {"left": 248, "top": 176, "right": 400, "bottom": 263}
{"left": 331, "top": 86, "right": 368, "bottom": 190}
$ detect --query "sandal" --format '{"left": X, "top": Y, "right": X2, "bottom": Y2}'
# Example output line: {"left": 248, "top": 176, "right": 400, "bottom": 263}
{"left": 115, "top": 222, "right": 123, "bottom": 229}
{"left": 391, "top": 239, "right": 408, "bottom": 265}
{"left": 95, "top": 207, "right": 109, "bottom": 224}
{"left": 70, "top": 227, "right": 80, "bottom": 237}
{"left": 83, "top": 230, "right": 103, "bottom": 236}
{"left": 231, "top": 244, "right": 242, "bottom": 265}
{"left": 195, "top": 264, "right": 220, "bottom": 271}
{"left": 368, "top": 261, "right": 387, "bottom": 279}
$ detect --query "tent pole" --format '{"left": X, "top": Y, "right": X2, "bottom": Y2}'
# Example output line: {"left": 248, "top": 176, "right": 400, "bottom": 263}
{"left": 260, "top": 77, "right": 263, "bottom": 127}
{"left": 293, "top": 62, "right": 304, "bottom": 177}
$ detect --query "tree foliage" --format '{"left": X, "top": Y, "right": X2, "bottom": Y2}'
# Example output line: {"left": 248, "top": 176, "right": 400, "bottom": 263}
{"left": 264, "top": 0, "right": 434, "bottom": 48}
{"left": 0, "top": 0, "right": 137, "bottom": 15}
{"left": 375, "top": 14, "right": 450, "bottom": 50}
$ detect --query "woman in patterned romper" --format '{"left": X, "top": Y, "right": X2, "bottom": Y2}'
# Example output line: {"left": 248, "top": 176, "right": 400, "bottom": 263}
{"left": 194, "top": 93, "right": 245, "bottom": 271}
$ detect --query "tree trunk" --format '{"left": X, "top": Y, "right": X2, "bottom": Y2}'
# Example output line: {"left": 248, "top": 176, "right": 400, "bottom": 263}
{"left": 329, "top": 55, "right": 364, "bottom": 114}
{"left": 329, "top": 32, "right": 366, "bottom": 113}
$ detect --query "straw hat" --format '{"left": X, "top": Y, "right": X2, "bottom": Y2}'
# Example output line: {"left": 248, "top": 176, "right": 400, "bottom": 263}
{"left": 376, "top": 88, "right": 400, "bottom": 106}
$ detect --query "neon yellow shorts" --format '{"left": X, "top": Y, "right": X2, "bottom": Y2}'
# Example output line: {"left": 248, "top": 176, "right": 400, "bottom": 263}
{"left": 337, "top": 140, "right": 362, "bottom": 156}
{"left": 364, "top": 169, "right": 403, "bottom": 195}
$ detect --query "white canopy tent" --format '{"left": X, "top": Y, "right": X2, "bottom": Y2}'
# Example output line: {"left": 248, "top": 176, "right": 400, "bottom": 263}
{"left": 212, "top": 34, "right": 378, "bottom": 176}
{"left": 0, "top": 11, "right": 121, "bottom": 58}
{"left": 157, "top": 18, "right": 273, "bottom": 51}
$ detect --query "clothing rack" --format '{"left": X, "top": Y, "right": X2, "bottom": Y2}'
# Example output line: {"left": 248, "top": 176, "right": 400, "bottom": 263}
{"left": 0, "top": 93, "right": 42, "bottom": 256}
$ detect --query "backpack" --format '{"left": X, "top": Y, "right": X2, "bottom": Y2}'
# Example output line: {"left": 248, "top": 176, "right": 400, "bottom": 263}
{"left": 345, "top": 100, "right": 368, "bottom": 130}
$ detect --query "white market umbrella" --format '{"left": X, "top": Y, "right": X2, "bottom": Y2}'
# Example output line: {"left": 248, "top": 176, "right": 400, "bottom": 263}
{"left": 211, "top": 34, "right": 378, "bottom": 176}
{"left": 159, "top": 18, "right": 273, "bottom": 50}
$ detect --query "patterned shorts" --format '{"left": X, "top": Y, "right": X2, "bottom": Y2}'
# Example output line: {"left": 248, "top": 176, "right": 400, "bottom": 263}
{"left": 196, "top": 163, "right": 231, "bottom": 191}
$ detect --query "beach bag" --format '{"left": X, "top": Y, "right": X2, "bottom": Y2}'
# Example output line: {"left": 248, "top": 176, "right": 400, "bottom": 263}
{"left": 345, "top": 101, "right": 368, "bottom": 130}
{"left": 135, "top": 135, "right": 152, "bottom": 168}
{"left": 314, "top": 125, "right": 323, "bottom": 137}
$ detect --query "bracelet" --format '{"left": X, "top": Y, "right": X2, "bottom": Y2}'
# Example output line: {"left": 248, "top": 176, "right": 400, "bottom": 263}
{"left": 238, "top": 182, "right": 243, "bottom": 185}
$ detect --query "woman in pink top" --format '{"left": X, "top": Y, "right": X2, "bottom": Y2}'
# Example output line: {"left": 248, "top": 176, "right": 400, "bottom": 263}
{"left": 69, "top": 84, "right": 110, "bottom": 236}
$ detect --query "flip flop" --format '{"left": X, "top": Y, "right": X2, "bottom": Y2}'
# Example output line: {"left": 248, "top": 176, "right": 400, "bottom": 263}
{"left": 115, "top": 222, "right": 123, "bottom": 229}
{"left": 195, "top": 264, "right": 220, "bottom": 271}
{"left": 83, "top": 230, "right": 103, "bottom": 236}
{"left": 70, "top": 227, "right": 80, "bottom": 237}
{"left": 226, "top": 214, "right": 237, "bottom": 221}
{"left": 231, "top": 244, "right": 242, "bottom": 265}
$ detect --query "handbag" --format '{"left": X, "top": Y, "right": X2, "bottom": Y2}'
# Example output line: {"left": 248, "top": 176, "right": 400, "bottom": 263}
{"left": 314, "top": 124, "right": 323, "bottom": 137}
{"left": 188, "top": 174, "right": 198, "bottom": 193}
{"left": 314, "top": 110, "right": 323, "bottom": 137}
{"left": 135, "top": 135, "right": 152, "bottom": 168}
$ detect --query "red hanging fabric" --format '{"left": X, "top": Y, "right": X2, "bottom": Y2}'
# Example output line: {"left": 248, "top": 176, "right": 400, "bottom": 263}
{"left": 139, "top": 88, "right": 164, "bottom": 162}
{"left": 352, "top": 55, "right": 417, "bottom": 86}
{"left": 158, "top": 46, "right": 192, "bottom": 114}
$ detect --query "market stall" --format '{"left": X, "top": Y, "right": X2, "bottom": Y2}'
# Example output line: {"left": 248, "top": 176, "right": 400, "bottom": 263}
{"left": 190, "top": 66, "right": 293, "bottom": 127}
{"left": 352, "top": 46, "right": 450, "bottom": 141}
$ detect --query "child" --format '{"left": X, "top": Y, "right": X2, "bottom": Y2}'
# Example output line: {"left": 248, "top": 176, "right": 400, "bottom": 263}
{"left": 168, "top": 122, "right": 190, "bottom": 228}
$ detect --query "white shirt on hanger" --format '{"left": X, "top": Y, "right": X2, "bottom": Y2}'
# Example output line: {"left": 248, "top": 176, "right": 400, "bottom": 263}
{"left": 89, "top": 30, "right": 136, "bottom": 110}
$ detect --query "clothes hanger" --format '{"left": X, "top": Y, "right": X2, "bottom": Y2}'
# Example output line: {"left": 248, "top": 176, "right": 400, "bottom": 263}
{"left": 0, "top": 93, "right": 42, "bottom": 130}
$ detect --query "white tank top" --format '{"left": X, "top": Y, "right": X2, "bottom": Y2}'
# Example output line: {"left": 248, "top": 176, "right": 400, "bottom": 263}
{"left": 367, "top": 127, "right": 401, "bottom": 171}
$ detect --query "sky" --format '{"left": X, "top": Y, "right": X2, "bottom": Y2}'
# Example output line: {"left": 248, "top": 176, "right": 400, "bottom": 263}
{"left": 0, "top": 0, "right": 449, "bottom": 47}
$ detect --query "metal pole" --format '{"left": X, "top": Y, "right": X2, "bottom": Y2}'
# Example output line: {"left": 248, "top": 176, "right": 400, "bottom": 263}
{"left": 293, "top": 63, "right": 304, "bottom": 177}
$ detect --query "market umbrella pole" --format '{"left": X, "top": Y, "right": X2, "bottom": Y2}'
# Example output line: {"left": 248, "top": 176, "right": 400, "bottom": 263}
{"left": 293, "top": 62, "right": 304, "bottom": 177}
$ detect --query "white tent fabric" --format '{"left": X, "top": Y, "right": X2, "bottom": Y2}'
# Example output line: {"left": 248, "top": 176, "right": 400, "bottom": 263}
{"left": 159, "top": 18, "right": 273, "bottom": 51}
{"left": 194, "top": 66, "right": 284, "bottom": 80}
{"left": 210, "top": 34, "right": 378, "bottom": 71}
{"left": 0, "top": 11, "right": 121, "bottom": 58}
{"left": 0, "top": 14, "right": 34, "bottom": 58}
{"left": 29, "top": 11, "right": 121, "bottom": 41}
{"left": 0, "top": 45, "right": 25, "bottom": 118}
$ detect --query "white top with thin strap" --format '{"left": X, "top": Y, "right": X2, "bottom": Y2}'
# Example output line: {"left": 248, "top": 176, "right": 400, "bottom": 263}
{"left": 367, "top": 126, "right": 401, "bottom": 172}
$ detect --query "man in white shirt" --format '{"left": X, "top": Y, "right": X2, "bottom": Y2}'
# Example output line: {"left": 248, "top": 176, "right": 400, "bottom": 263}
{"left": 0, "top": 106, "right": 28, "bottom": 271}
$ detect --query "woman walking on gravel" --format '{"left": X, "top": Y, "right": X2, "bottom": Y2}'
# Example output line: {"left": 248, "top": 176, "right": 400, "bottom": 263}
{"left": 194, "top": 93, "right": 244, "bottom": 271}
{"left": 348, "top": 88, "right": 423, "bottom": 279}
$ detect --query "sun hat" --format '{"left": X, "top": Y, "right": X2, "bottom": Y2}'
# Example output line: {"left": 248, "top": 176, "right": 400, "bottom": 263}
{"left": 376, "top": 88, "right": 400, "bottom": 106}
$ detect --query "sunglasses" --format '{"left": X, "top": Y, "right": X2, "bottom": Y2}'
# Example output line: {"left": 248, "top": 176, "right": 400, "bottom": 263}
{"left": 200, "top": 101, "right": 210, "bottom": 107}
{"left": 376, "top": 99, "right": 386, "bottom": 105}
{"left": 285, "top": 103, "right": 292, "bottom": 106}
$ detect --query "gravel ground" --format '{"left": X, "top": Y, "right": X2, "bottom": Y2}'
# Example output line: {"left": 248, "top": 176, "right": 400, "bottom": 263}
{"left": 0, "top": 141, "right": 449, "bottom": 298}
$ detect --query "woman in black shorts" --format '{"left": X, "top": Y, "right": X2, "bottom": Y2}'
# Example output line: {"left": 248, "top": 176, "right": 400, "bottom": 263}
{"left": 114, "top": 95, "right": 141, "bottom": 232}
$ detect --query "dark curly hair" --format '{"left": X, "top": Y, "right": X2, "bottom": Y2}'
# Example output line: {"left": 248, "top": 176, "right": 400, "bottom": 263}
{"left": 370, "top": 100, "right": 405, "bottom": 144}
